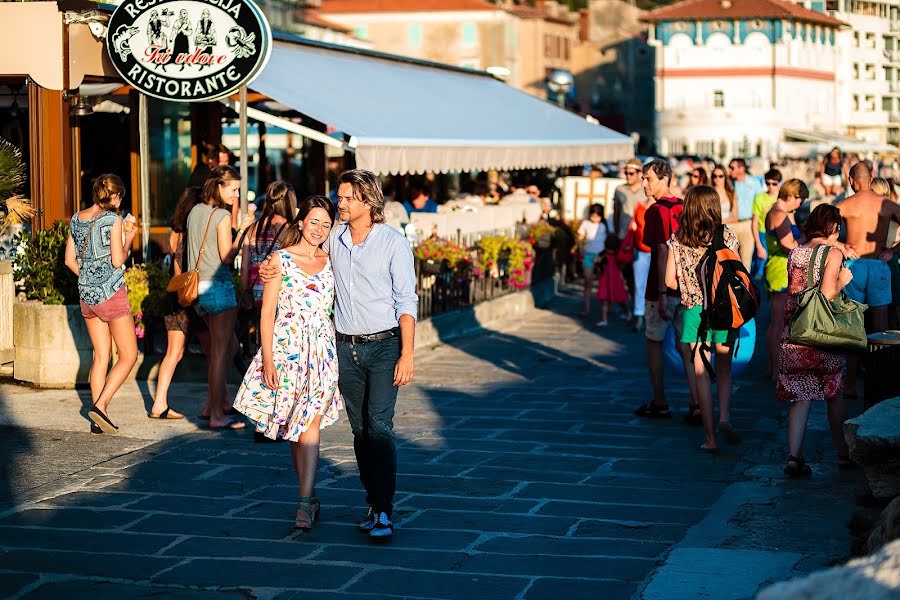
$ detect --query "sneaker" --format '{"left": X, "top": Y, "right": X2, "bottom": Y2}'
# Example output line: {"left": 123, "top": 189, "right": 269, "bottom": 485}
{"left": 369, "top": 511, "right": 393, "bottom": 539}
{"left": 358, "top": 506, "right": 376, "bottom": 532}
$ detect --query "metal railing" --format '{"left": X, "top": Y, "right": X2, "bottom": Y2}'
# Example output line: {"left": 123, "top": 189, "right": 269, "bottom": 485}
{"left": 416, "top": 261, "right": 515, "bottom": 320}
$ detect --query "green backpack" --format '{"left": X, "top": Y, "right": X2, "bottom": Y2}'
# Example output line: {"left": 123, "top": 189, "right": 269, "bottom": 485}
{"left": 788, "top": 244, "right": 868, "bottom": 353}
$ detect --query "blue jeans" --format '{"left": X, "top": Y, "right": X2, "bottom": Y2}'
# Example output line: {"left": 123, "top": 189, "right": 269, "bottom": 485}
{"left": 337, "top": 336, "right": 401, "bottom": 515}
{"left": 751, "top": 232, "right": 767, "bottom": 280}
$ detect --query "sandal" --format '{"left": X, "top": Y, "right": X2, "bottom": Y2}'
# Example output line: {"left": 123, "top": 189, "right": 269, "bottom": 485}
{"left": 148, "top": 407, "right": 185, "bottom": 420}
{"left": 208, "top": 418, "right": 246, "bottom": 431}
{"left": 700, "top": 442, "right": 720, "bottom": 454}
{"left": 88, "top": 405, "right": 119, "bottom": 435}
{"left": 294, "top": 496, "right": 321, "bottom": 531}
{"left": 837, "top": 455, "right": 859, "bottom": 470}
{"left": 784, "top": 455, "right": 812, "bottom": 478}
{"left": 683, "top": 404, "right": 703, "bottom": 426}
{"left": 634, "top": 402, "right": 672, "bottom": 419}
{"left": 718, "top": 422, "right": 742, "bottom": 445}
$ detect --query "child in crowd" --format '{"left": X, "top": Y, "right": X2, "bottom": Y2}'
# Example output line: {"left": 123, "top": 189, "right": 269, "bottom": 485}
{"left": 595, "top": 236, "right": 631, "bottom": 327}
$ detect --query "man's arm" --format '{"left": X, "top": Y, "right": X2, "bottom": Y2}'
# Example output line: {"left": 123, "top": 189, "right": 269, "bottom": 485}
{"left": 391, "top": 237, "right": 418, "bottom": 386}
{"left": 657, "top": 242, "right": 670, "bottom": 320}
{"left": 613, "top": 189, "right": 624, "bottom": 237}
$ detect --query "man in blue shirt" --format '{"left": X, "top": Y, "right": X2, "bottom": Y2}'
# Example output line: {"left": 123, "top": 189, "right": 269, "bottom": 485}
{"left": 330, "top": 170, "right": 418, "bottom": 539}
{"left": 402, "top": 185, "right": 438, "bottom": 214}
{"left": 729, "top": 158, "right": 764, "bottom": 271}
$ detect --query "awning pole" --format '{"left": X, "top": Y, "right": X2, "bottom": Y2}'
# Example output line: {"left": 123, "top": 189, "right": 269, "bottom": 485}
{"left": 239, "top": 85, "right": 249, "bottom": 215}
{"left": 138, "top": 93, "right": 151, "bottom": 261}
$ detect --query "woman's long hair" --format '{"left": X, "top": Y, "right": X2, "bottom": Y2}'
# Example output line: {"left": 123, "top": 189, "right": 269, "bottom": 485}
{"left": 282, "top": 195, "right": 338, "bottom": 247}
{"left": 675, "top": 185, "right": 722, "bottom": 248}
{"left": 712, "top": 166, "right": 735, "bottom": 204}
{"left": 201, "top": 165, "right": 240, "bottom": 209}
{"left": 248, "top": 181, "right": 297, "bottom": 253}
{"left": 872, "top": 177, "right": 897, "bottom": 201}
{"left": 170, "top": 186, "right": 202, "bottom": 232}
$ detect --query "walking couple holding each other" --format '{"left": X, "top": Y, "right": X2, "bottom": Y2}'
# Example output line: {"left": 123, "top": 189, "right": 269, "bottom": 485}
{"left": 233, "top": 169, "right": 418, "bottom": 539}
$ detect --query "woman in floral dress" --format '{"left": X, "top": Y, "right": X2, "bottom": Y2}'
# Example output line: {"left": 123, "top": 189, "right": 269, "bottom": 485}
{"left": 777, "top": 204, "right": 854, "bottom": 477}
{"left": 234, "top": 195, "right": 342, "bottom": 530}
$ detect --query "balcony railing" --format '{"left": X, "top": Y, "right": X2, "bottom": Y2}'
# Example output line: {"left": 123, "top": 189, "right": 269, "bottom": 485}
{"left": 891, "top": 20, "right": 900, "bottom": 32}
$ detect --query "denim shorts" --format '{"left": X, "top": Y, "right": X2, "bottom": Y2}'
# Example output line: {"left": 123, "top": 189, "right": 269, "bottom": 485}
{"left": 195, "top": 279, "right": 237, "bottom": 317}
{"left": 583, "top": 252, "right": 598, "bottom": 270}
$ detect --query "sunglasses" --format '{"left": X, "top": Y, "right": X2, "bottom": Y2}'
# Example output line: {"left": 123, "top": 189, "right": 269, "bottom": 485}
{"left": 690, "top": 174, "right": 701, "bottom": 179}
{"left": 765, "top": 181, "right": 780, "bottom": 186}
{"left": 624, "top": 170, "right": 638, "bottom": 176}
{"left": 712, "top": 174, "right": 725, "bottom": 179}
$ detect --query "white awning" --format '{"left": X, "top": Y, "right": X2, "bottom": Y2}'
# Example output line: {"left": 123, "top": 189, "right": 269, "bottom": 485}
{"left": 249, "top": 39, "right": 633, "bottom": 175}
{"left": 783, "top": 129, "right": 900, "bottom": 154}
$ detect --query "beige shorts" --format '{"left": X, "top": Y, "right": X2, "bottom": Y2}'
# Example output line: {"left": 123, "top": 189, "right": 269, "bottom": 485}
{"left": 645, "top": 298, "right": 685, "bottom": 343}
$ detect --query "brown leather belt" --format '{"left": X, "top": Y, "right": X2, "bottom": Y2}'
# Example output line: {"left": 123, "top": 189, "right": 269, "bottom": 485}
{"left": 335, "top": 327, "right": 399, "bottom": 344}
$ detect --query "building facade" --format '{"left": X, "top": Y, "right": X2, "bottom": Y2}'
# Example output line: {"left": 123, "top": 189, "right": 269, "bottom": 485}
{"left": 797, "top": 0, "right": 900, "bottom": 146}
{"left": 571, "top": 0, "right": 655, "bottom": 153}
{"left": 643, "top": 0, "right": 846, "bottom": 160}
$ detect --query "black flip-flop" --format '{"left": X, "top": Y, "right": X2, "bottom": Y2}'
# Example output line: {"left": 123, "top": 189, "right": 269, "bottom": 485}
{"left": 208, "top": 418, "right": 246, "bottom": 431}
{"left": 148, "top": 407, "right": 184, "bottom": 420}
{"left": 88, "top": 405, "right": 119, "bottom": 435}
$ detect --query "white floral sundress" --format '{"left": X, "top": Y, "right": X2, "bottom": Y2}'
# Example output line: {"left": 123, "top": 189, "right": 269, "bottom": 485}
{"left": 234, "top": 250, "right": 342, "bottom": 441}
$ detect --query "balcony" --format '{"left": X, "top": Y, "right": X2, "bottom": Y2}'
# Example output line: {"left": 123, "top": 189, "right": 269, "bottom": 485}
{"left": 890, "top": 81, "right": 900, "bottom": 93}
{"left": 890, "top": 112, "right": 900, "bottom": 123}
{"left": 886, "top": 50, "right": 900, "bottom": 64}
{"left": 891, "top": 20, "right": 900, "bottom": 33}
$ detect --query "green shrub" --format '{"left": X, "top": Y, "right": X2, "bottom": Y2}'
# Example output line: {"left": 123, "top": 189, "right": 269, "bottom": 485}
{"left": 13, "top": 220, "right": 79, "bottom": 305}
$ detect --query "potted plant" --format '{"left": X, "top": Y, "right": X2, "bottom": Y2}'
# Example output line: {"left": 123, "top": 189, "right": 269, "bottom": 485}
{"left": 12, "top": 221, "right": 93, "bottom": 387}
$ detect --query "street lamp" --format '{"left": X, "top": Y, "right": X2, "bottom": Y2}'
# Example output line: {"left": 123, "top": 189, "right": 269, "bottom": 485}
{"left": 547, "top": 69, "right": 574, "bottom": 108}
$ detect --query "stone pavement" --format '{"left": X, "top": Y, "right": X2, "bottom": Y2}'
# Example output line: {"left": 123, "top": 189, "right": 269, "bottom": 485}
{"left": 0, "top": 285, "right": 867, "bottom": 599}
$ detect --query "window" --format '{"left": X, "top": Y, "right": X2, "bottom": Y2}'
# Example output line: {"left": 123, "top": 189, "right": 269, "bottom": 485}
{"left": 462, "top": 22, "right": 477, "bottom": 45}
{"left": 866, "top": 64, "right": 876, "bottom": 80}
{"left": 853, "top": 32, "right": 860, "bottom": 47}
{"left": 353, "top": 25, "right": 368, "bottom": 40}
{"left": 866, "top": 95, "right": 876, "bottom": 111}
{"left": 866, "top": 32, "right": 876, "bottom": 48}
{"left": 408, "top": 23, "right": 422, "bottom": 47}
{"left": 853, "top": 63, "right": 860, "bottom": 79}
{"left": 884, "top": 96, "right": 894, "bottom": 112}
{"left": 713, "top": 90, "right": 724, "bottom": 108}
{"left": 853, "top": 94, "right": 860, "bottom": 111}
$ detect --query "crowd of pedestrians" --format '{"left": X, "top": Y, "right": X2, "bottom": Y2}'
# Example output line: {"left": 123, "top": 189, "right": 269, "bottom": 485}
{"left": 578, "top": 153, "right": 900, "bottom": 472}
{"left": 61, "top": 144, "right": 900, "bottom": 544}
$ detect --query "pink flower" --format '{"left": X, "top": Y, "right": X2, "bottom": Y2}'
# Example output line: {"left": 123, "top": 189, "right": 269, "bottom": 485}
{"left": 512, "top": 269, "right": 523, "bottom": 276}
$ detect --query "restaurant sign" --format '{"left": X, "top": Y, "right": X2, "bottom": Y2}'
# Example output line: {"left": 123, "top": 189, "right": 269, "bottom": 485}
{"left": 107, "top": 0, "right": 272, "bottom": 102}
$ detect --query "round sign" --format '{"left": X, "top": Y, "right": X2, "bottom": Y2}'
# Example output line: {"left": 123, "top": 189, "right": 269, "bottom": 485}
{"left": 106, "top": 0, "right": 272, "bottom": 102}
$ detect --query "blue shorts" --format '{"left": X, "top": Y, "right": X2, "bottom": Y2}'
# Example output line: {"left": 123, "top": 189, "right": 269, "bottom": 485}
{"left": 195, "top": 279, "right": 237, "bottom": 317}
{"left": 845, "top": 258, "right": 891, "bottom": 307}
{"left": 583, "top": 252, "right": 598, "bottom": 270}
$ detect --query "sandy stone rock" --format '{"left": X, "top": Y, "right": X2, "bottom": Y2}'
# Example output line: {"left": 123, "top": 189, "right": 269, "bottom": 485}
{"left": 844, "top": 397, "right": 900, "bottom": 499}
{"left": 867, "top": 497, "right": 900, "bottom": 555}
{"left": 756, "top": 539, "right": 900, "bottom": 600}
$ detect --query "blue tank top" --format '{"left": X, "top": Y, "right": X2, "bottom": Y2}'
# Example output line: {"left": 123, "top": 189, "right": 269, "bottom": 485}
{"left": 69, "top": 212, "right": 125, "bottom": 305}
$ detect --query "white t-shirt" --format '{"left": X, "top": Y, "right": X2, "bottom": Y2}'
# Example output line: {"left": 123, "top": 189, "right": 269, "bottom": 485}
{"left": 578, "top": 219, "right": 608, "bottom": 254}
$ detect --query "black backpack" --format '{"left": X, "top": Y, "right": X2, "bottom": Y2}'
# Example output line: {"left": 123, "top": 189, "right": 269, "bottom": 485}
{"left": 695, "top": 225, "right": 759, "bottom": 369}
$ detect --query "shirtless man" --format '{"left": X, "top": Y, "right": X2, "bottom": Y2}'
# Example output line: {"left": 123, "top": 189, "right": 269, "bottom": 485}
{"left": 835, "top": 161, "right": 900, "bottom": 395}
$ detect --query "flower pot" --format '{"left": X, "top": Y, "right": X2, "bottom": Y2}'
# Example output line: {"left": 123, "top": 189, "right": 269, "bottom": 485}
{"left": 13, "top": 301, "right": 92, "bottom": 388}
{"left": 421, "top": 259, "right": 447, "bottom": 275}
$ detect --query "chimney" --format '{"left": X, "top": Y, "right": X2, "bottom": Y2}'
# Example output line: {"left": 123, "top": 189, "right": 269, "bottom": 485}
{"left": 579, "top": 8, "right": 590, "bottom": 42}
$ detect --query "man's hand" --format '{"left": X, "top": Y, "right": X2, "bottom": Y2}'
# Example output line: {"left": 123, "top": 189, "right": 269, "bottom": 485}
{"left": 258, "top": 254, "right": 280, "bottom": 283}
{"left": 657, "top": 294, "right": 669, "bottom": 321}
{"left": 393, "top": 352, "right": 414, "bottom": 386}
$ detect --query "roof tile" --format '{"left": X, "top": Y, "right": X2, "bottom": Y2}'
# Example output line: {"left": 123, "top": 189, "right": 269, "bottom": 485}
{"left": 641, "top": 0, "right": 846, "bottom": 28}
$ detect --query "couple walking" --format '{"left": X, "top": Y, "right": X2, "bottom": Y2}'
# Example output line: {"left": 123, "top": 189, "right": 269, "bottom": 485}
{"left": 233, "top": 169, "right": 418, "bottom": 540}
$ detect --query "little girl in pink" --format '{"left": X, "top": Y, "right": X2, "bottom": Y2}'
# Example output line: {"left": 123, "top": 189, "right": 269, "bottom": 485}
{"left": 595, "top": 237, "right": 631, "bottom": 326}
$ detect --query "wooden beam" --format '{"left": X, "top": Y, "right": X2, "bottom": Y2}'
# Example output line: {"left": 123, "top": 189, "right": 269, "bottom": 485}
{"left": 27, "top": 82, "right": 73, "bottom": 229}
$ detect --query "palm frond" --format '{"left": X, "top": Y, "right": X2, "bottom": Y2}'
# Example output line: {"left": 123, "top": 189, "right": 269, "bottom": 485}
{"left": 0, "top": 137, "right": 26, "bottom": 200}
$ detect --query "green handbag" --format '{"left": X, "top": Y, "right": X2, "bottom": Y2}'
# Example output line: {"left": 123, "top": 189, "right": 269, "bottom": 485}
{"left": 788, "top": 244, "right": 868, "bottom": 352}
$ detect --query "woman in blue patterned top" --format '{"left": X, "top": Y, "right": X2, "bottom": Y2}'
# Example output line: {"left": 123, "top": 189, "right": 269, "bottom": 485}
{"left": 64, "top": 174, "right": 138, "bottom": 435}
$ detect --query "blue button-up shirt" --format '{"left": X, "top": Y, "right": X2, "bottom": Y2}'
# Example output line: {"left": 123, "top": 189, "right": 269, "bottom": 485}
{"left": 734, "top": 176, "right": 764, "bottom": 221}
{"left": 327, "top": 222, "right": 418, "bottom": 335}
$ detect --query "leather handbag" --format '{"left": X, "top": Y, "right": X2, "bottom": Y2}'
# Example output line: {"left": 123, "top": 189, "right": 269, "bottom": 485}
{"left": 166, "top": 211, "right": 215, "bottom": 307}
{"left": 788, "top": 244, "right": 868, "bottom": 352}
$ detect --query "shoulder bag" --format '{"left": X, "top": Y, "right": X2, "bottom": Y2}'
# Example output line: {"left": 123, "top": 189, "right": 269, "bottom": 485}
{"left": 616, "top": 218, "right": 636, "bottom": 265}
{"left": 788, "top": 244, "right": 868, "bottom": 353}
{"left": 166, "top": 211, "right": 216, "bottom": 307}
